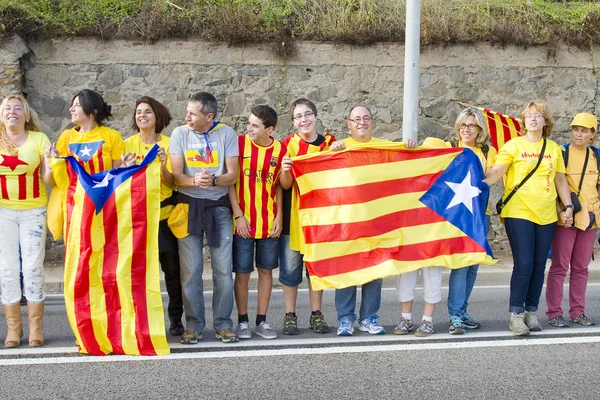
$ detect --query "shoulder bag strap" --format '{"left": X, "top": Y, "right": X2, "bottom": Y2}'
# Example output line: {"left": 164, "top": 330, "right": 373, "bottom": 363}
{"left": 501, "top": 139, "right": 547, "bottom": 207}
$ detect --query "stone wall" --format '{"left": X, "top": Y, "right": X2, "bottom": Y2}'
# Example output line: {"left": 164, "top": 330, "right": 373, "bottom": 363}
{"left": 2, "top": 36, "right": 600, "bottom": 254}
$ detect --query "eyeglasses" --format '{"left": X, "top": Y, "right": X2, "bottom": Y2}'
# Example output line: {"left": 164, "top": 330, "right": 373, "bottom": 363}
{"left": 349, "top": 116, "right": 373, "bottom": 124}
{"left": 525, "top": 113, "right": 544, "bottom": 120}
{"left": 459, "top": 123, "right": 479, "bottom": 131}
{"left": 293, "top": 111, "right": 315, "bottom": 120}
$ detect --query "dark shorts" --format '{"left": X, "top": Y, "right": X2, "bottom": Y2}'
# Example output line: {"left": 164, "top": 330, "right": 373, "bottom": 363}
{"left": 233, "top": 236, "right": 279, "bottom": 274}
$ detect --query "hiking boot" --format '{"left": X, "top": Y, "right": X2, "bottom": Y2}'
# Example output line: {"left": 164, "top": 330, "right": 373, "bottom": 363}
{"left": 571, "top": 314, "right": 595, "bottom": 326}
{"left": 180, "top": 329, "right": 201, "bottom": 344}
{"left": 449, "top": 314, "right": 465, "bottom": 335}
{"left": 255, "top": 321, "right": 277, "bottom": 340}
{"left": 336, "top": 321, "right": 354, "bottom": 336}
{"left": 393, "top": 317, "right": 413, "bottom": 335}
{"left": 548, "top": 315, "right": 569, "bottom": 327}
{"left": 309, "top": 311, "right": 329, "bottom": 334}
{"left": 414, "top": 320, "right": 434, "bottom": 337}
{"left": 509, "top": 313, "right": 530, "bottom": 336}
{"left": 215, "top": 328, "right": 238, "bottom": 343}
{"left": 282, "top": 313, "right": 299, "bottom": 335}
{"left": 235, "top": 322, "right": 251, "bottom": 339}
{"left": 358, "top": 316, "right": 385, "bottom": 335}
{"left": 524, "top": 311, "right": 542, "bottom": 332}
{"left": 461, "top": 312, "right": 481, "bottom": 330}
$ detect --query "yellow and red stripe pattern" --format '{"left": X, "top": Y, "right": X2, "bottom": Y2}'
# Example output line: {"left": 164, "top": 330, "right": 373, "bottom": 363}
{"left": 291, "top": 143, "right": 496, "bottom": 290}
{"left": 235, "top": 135, "right": 286, "bottom": 238}
{"left": 458, "top": 101, "right": 522, "bottom": 150}
{"left": 282, "top": 132, "right": 336, "bottom": 251}
{"left": 52, "top": 146, "right": 169, "bottom": 356}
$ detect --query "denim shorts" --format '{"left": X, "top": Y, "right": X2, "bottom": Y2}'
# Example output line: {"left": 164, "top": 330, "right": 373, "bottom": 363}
{"left": 278, "top": 234, "right": 309, "bottom": 287}
{"left": 233, "top": 236, "right": 279, "bottom": 274}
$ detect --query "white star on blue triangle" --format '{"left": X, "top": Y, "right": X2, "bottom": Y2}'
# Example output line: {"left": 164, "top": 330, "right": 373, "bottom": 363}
{"left": 68, "top": 140, "right": 105, "bottom": 162}
{"left": 67, "top": 145, "right": 159, "bottom": 214}
{"left": 420, "top": 148, "right": 493, "bottom": 256}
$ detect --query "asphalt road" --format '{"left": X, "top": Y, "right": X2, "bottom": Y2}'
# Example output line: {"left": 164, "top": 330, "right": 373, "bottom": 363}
{"left": 2, "top": 270, "right": 600, "bottom": 399}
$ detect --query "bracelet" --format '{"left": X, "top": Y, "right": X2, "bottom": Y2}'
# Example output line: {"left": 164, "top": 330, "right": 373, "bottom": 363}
{"left": 234, "top": 215, "right": 244, "bottom": 220}
{"left": 565, "top": 204, "right": 574, "bottom": 209}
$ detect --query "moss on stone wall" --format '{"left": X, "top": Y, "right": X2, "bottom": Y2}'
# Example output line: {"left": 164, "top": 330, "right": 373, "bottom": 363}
{"left": 2, "top": 0, "right": 600, "bottom": 50}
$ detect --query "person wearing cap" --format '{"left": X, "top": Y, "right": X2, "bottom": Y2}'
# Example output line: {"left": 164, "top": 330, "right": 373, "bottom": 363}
{"left": 546, "top": 112, "right": 599, "bottom": 328}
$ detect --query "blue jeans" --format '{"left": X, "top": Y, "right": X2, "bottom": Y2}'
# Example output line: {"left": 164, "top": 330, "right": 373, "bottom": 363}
{"left": 278, "top": 234, "right": 306, "bottom": 287}
{"left": 335, "top": 279, "right": 383, "bottom": 323}
{"left": 233, "top": 236, "right": 279, "bottom": 274}
{"left": 178, "top": 206, "right": 234, "bottom": 332}
{"left": 447, "top": 214, "right": 490, "bottom": 316}
{"left": 504, "top": 217, "right": 556, "bottom": 314}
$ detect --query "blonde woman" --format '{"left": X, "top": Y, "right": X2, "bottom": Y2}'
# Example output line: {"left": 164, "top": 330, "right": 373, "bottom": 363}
{"left": 0, "top": 95, "right": 53, "bottom": 347}
{"left": 446, "top": 108, "right": 497, "bottom": 334}
{"left": 484, "top": 101, "right": 572, "bottom": 336}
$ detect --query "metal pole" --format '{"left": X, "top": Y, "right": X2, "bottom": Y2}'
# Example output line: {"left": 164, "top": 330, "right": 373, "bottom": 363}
{"left": 402, "top": 0, "right": 421, "bottom": 143}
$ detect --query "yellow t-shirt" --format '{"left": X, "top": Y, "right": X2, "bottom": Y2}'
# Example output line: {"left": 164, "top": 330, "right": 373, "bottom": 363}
{"left": 495, "top": 137, "right": 565, "bottom": 224}
{"left": 123, "top": 133, "right": 174, "bottom": 221}
{"left": 460, "top": 141, "right": 498, "bottom": 215}
{"left": 0, "top": 131, "right": 50, "bottom": 210}
{"left": 57, "top": 125, "right": 124, "bottom": 174}
{"left": 340, "top": 136, "right": 387, "bottom": 146}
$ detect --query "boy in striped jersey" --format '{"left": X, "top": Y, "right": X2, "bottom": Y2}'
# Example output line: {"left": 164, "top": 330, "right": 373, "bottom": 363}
{"left": 229, "top": 105, "right": 286, "bottom": 340}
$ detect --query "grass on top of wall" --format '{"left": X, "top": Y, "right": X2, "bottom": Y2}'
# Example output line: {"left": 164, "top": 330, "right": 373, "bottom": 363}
{"left": 2, "top": 0, "right": 600, "bottom": 53}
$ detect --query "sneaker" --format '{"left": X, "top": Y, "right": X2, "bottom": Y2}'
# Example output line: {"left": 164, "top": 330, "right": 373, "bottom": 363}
{"left": 180, "top": 329, "right": 201, "bottom": 344}
{"left": 509, "top": 313, "right": 530, "bottom": 336}
{"left": 548, "top": 315, "right": 570, "bottom": 327}
{"left": 168, "top": 319, "right": 184, "bottom": 337}
{"left": 449, "top": 315, "right": 465, "bottom": 335}
{"left": 524, "top": 311, "right": 542, "bottom": 332}
{"left": 282, "top": 313, "right": 299, "bottom": 335}
{"left": 255, "top": 321, "right": 278, "bottom": 340}
{"left": 414, "top": 320, "right": 434, "bottom": 337}
{"left": 358, "top": 316, "right": 385, "bottom": 335}
{"left": 393, "top": 317, "right": 413, "bottom": 335}
{"left": 336, "top": 321, "right": 354, "bottom": 336}
{"left": 461, "top": 312, "right": 481, "bottom": 330}
{"left": 571, "top": 314, "right": 595, "bottom": 326}
{"left": 309, "top": 311, "right": 330, "bottom": 334}
{"left": 235, "top": 322, "right": 252, "bottom": 339}
{"left": 215, "top": 328, "right": 238, "bottom": 343}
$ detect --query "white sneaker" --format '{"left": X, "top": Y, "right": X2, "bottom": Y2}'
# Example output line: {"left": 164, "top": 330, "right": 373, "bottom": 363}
{"left": 358, "top": 316, "right": 385, "bottom": 334}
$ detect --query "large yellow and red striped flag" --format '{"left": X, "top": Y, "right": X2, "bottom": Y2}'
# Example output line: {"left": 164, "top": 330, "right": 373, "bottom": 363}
{"left": 51, "top": 145, "right": 169, "bottom": 356}
{"left": 291, "top": 143, "right": 496, "bottom": 290}
{"left": 458, "top": 101, "right": 522, "bottom": 150}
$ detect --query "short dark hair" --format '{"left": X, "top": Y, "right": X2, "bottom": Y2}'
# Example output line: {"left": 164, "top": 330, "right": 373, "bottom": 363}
{"left": 250, "top": 105, "right": 278, "bottom": 129}
{"left": 131, "top": 96, "right": 172, "bottom": 133}
{"left": 189, "top": 92, "right": 218, "bottom": 118}
{"left": 290, "top": 98, "right": 317, "bottom": 120}
{"left": 72, "top": 90, "right": 112, "bottom": 125}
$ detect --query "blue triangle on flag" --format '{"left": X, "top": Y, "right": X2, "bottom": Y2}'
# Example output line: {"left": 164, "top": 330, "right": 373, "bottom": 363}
{"left": 67, "top": 145, "right": 159, "bottom": 214}
{"left": 68, "top": 141, "right": 105, "bottom": 163}
{"left": 419, "top": 148, "right": 493, "bottom": 256}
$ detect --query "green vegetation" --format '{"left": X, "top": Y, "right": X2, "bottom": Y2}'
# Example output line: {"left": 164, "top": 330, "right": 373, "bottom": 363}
{"left": 2, "top": 0, "right": 600, "bottom": 50}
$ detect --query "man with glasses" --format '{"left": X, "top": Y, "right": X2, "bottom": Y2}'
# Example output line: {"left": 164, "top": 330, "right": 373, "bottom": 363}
{"left": 170, "top": 92, "right": 239, "bottom": 344}
{"left": 329, "top": 105, "right": 388, "bottom": 335}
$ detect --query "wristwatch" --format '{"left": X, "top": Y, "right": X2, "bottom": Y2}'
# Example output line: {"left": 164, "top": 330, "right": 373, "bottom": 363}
{"left": 212, "top": 176, "right": 218, "bottom": 187}
{"left": 565, "top": 204, "right": 574, "bottom": 210}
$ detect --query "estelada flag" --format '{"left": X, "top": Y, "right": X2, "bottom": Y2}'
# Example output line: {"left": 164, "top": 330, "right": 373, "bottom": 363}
{"left": 457, "top": 101, "right": 522, "bottom": 150}
{"left": 51, "top": 145, "right": 169, "bottom": 356}
{"left": 290, "top": 143, "right": 496, "bottom": 290}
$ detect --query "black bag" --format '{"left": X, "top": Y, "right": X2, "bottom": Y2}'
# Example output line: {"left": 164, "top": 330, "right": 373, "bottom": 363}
{"left": 496, "top": 139, "right": 547, "bottom": 215}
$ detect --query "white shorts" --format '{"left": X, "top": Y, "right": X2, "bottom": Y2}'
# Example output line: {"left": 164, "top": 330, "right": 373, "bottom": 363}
{"left": 396, "top": 266, "right": 443, "bottom": 304}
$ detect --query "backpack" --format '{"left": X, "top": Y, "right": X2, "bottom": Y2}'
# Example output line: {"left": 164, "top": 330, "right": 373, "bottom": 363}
{"left": 562, "top": 144, "right": 600, "bottom": 173}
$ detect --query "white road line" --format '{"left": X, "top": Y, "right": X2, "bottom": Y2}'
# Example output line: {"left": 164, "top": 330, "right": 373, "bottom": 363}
{"left": 44, "top": 282, "right": 600, "bottom": 299}
{"left": 2, "top": 334, "right": 600, "bottom": 366}
{"left": 3, "top": 327, "right": 600, "bottom": 365}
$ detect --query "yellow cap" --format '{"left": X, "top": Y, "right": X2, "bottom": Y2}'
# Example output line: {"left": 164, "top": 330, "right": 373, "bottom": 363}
{"left": 167, "top": 203, "right": 189, "bottom": 239}
{"left": 421, "top": 137, "right": 452, "bottom": 149}
{"left": 570, "top": 112, "right": 598, "bottom": 131}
